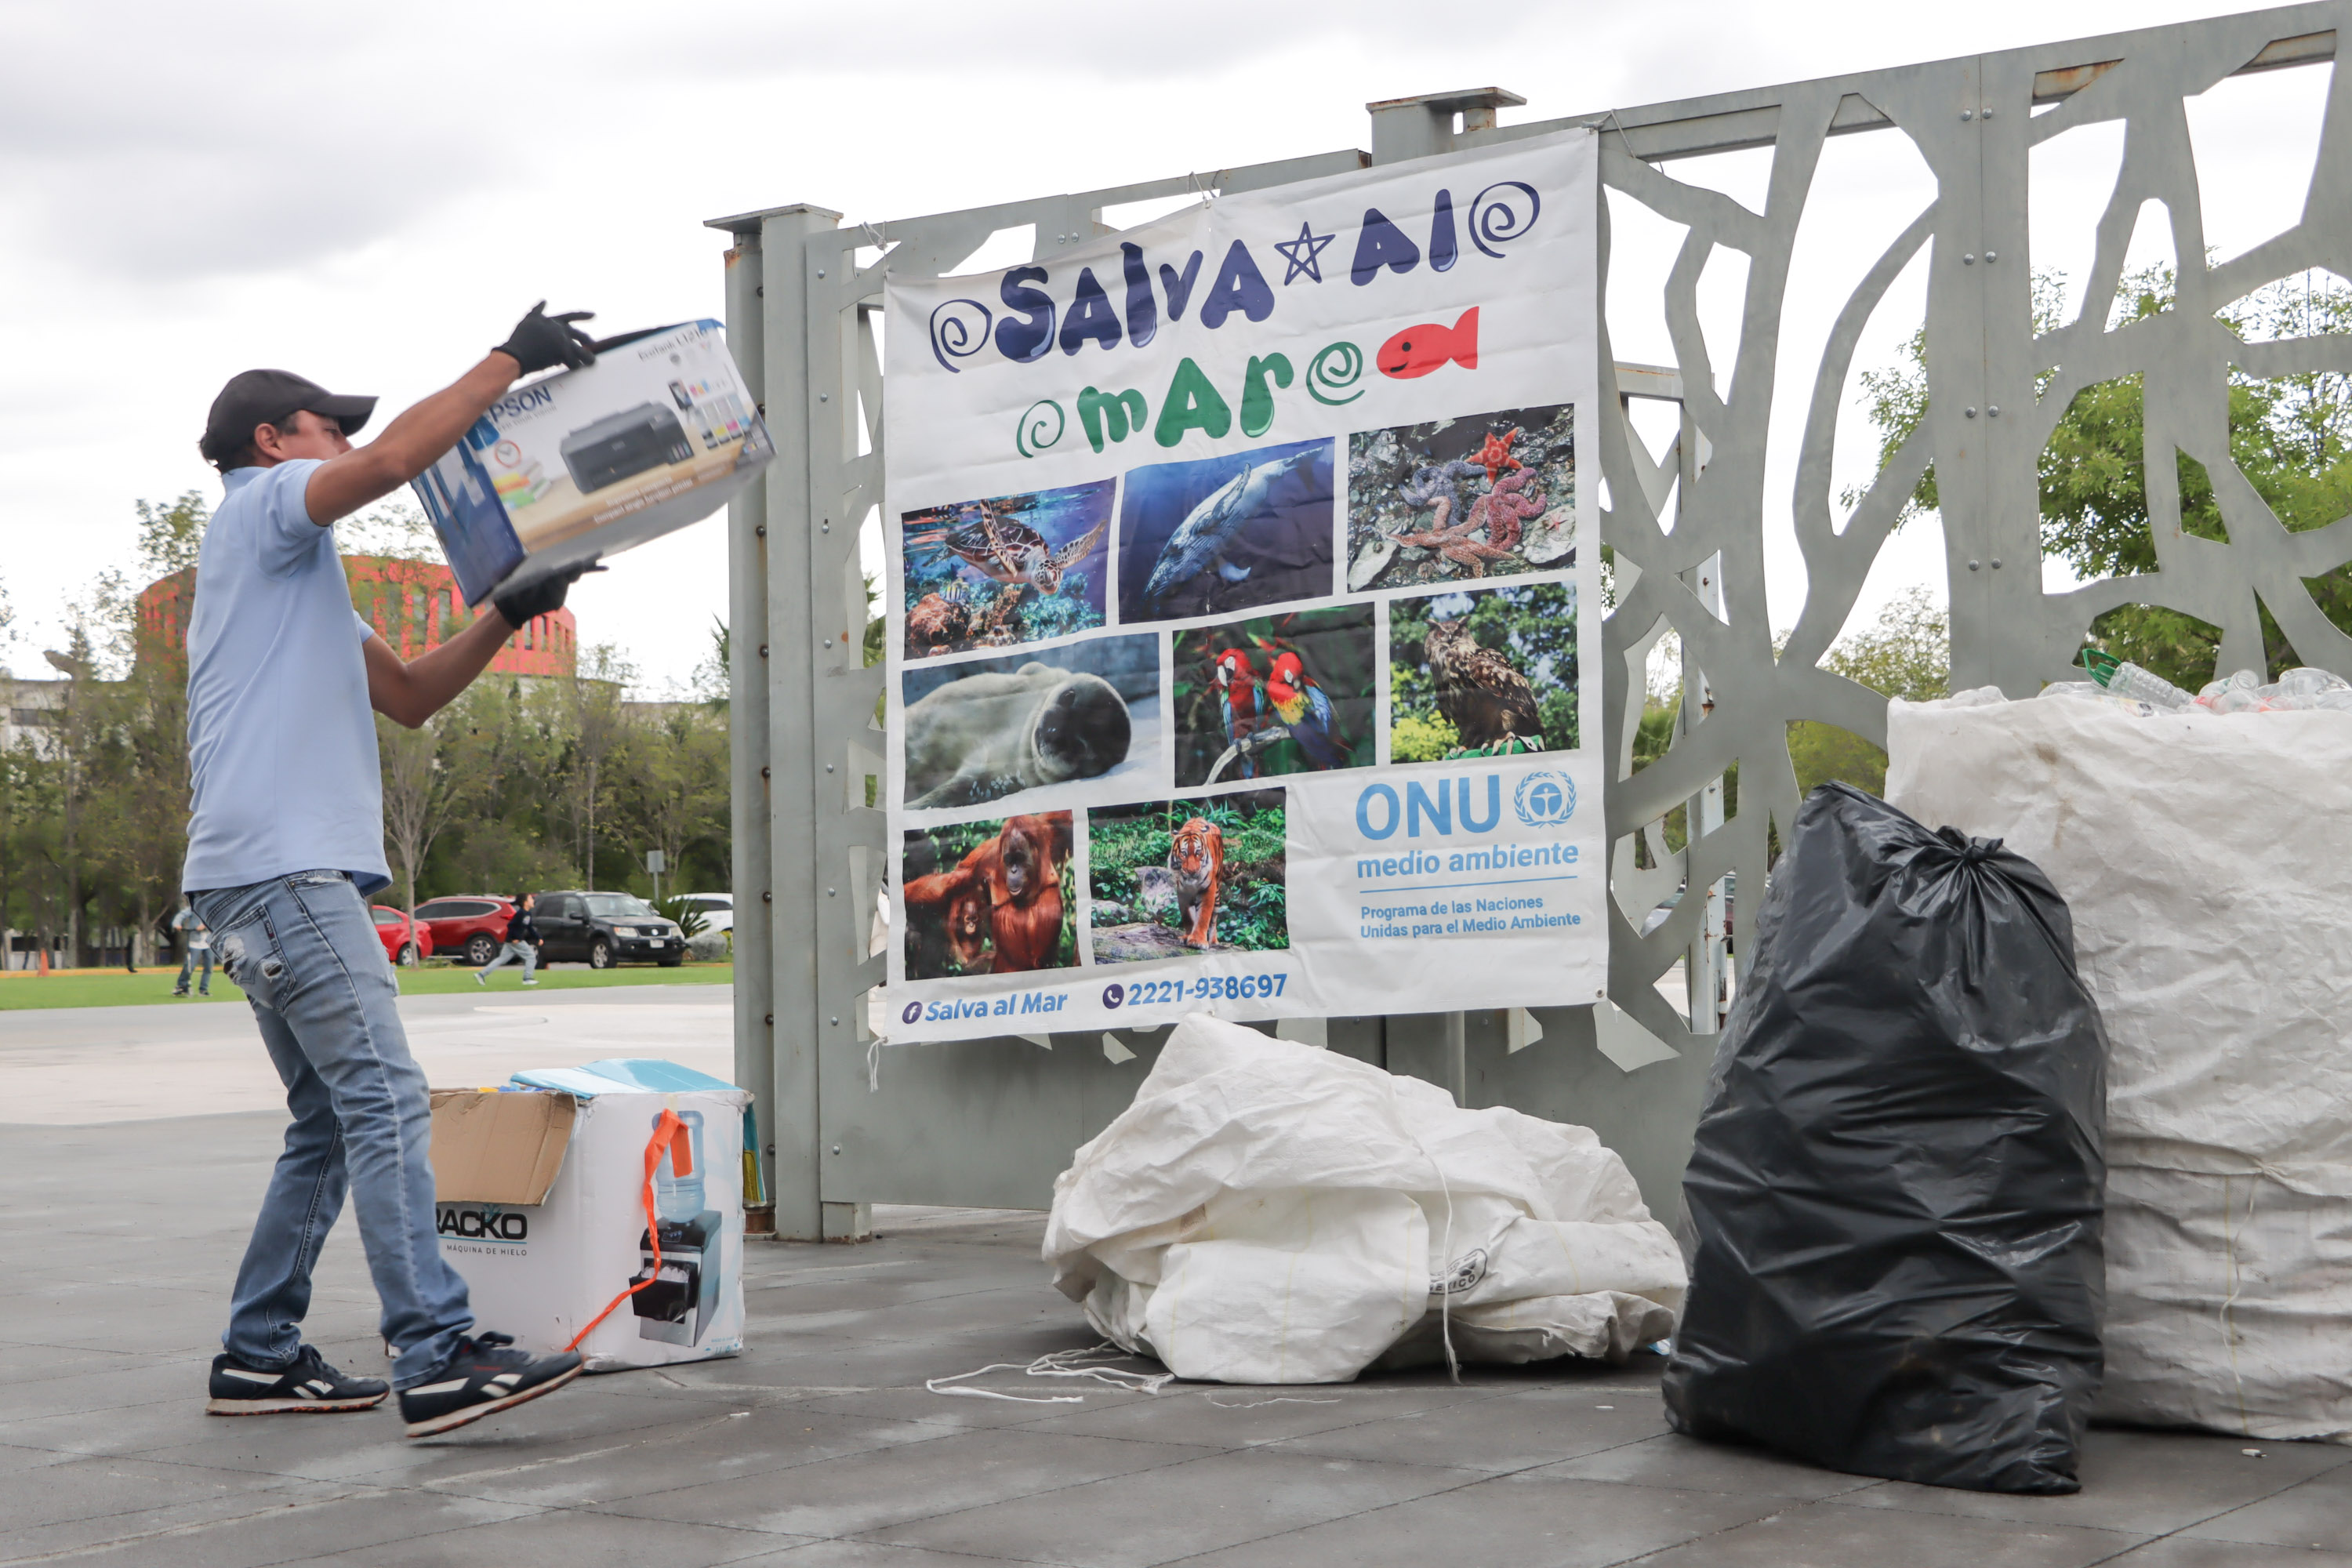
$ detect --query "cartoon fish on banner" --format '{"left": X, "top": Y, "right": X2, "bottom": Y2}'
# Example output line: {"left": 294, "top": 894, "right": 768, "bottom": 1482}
{"left": 1377, "top": 307, "right": 1479, "bottom": 379}
{"left": 1142, "top": 448, "right": 1322, "bottom": 612}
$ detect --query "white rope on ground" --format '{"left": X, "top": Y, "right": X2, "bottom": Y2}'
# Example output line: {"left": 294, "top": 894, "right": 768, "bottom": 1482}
{"left": 1205, "top": 1396, "right": 1341, "bottom": 1409}
{"left": 927, "top": 1341, "right": 1175, "bottom": 1404}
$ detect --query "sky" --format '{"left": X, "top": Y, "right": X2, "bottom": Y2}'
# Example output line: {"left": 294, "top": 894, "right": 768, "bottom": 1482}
{"left": 0, "top": 0, "right": 2328, "bottom": 694}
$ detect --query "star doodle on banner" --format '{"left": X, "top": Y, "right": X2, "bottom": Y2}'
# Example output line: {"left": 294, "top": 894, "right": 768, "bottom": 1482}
{"left": 1273, "top": 221, "right": 1336, "bottom": 285}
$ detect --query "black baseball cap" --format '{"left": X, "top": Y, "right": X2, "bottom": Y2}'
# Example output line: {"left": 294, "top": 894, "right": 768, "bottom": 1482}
{"left": 200, "top": 369, "right": 378, "bottom": 468}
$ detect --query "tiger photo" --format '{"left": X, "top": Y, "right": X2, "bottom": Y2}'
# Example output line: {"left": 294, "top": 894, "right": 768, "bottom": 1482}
{"left": 1085, "top": 793, "right": 1287, "bottom": 965}
{"left": 1168, "top": 818, "right": 1225, "bottom": 949}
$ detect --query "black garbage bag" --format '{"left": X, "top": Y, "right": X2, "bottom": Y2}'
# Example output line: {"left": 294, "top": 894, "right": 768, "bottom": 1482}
{"left": 1662, "top": 782, "right": 2107, "bottom": 1494}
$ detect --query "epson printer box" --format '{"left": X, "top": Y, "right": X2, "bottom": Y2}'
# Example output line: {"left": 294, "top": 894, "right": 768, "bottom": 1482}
{"left": 430, "top": 1058, "right": 748, "bottom": 1372}
{"left": 411, "top": 321, "right": 771, "bottom": 604}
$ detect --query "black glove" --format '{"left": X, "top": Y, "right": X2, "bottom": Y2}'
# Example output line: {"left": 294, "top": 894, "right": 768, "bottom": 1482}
{"left": 495, "top": 302, "right": 597, "bottom": 376}
{"left": 492, "top": 555, "right": 604, "bottom": 628}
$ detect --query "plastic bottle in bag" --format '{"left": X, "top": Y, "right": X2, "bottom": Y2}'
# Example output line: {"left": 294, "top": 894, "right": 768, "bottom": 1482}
{"left": 2077, "top": 648, "right": 2192, "bottom": 709}
{"left": 2196, "top": 670, "right": 2264, "bottom": 713}
{"left": 2100, "top": 660, "right": 2193, "bottom": 709}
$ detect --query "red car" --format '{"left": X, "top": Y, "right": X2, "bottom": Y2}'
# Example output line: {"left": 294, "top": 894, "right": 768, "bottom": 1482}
{"left": 369, "top": 906, "right": 435, "bottom": 967}
{"left": 411, "top": 895, "right": 517, "bottom": 967}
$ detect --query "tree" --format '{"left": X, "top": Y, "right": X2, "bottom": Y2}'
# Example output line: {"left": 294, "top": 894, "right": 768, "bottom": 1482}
{"left": 378, "top": 714, "right": 454, "bottom": 936}
{"left": 557, "top": 644, "right": 634, "bottom": 887}
{"left": 691, "top": 617, "right": 730, "bottom": 710}
{"left": 433, "top": 677, "right": 572, "bottom": 898}
{"left": 1783, "top": 587, "right": 1950, "bottom": 798}
{"left": 1857, "top": 266, "right": 2352, "bottom": 689}
{"left": 134, "top": 492, "right": 211, "bottom": 577}
{"left": 612, "top": 706, "right": 729, "bottom": 898}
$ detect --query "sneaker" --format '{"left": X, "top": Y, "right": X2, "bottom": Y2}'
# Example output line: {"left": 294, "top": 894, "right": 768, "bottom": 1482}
{"left": 207, "top": 1345, "right": 388, "bottom": 1415}
{"left": 474, "top": 971, "right": 487, "bottom": 985}
{"left": 522, "top": 979, "right": 538, "bottom": 986}
{"left": 398, "top": 1333, "right": 583, "bottom": 1438}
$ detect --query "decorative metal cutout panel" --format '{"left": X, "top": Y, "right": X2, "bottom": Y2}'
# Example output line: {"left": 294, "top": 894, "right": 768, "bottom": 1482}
{"left": 716, "top": 3, "right": 2352, "bottom": 1226}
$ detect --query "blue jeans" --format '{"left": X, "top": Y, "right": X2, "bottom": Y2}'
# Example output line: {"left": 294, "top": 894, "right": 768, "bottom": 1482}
{"left": 175, "top": 948, "right": 212, "bottom": 993}
{"left": 193, "top": 870, "right": 472, "bottom": 1389}
{"left": 479, "top": 941, "right": 538, "bottom": 980}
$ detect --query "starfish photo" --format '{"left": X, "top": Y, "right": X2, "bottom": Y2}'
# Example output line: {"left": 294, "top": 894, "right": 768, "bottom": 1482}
{"left": 1467, "top": 426, "right": 1523, "bottom": 483}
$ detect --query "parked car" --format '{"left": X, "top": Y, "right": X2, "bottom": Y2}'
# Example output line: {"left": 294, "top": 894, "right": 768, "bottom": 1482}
{"left": 411, "top": 895, "right": 517, "bottom": 967}
{"left": 673, "top": 893, "right": 733, "bottom": 935}
{"left": 532, "top": 890, "right": 686, "bottom": 968}
{"left": 369, "top": 906, "right": 434, "bottom": 967}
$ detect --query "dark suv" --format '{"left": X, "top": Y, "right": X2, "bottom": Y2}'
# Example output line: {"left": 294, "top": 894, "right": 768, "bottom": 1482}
{"left": 532, "top": 890, "right": 687, "bottom": 968}
{"left": 412, "top": 895, "right": 517, "bottom": 967}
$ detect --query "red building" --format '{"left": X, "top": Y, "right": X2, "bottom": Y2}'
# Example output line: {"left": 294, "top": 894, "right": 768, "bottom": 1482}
{"left": 137, "top": 556, "right": 577, "bottom": 676}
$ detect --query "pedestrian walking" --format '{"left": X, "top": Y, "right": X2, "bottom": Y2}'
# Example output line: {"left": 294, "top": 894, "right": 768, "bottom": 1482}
{"left": 476, "top": 892, "right": 543, "bottom": 986}
{"left": 172, "top": 899, "right": 212, "bottom": 996}
{"left": 186, "top": 305, "right": 603, "bottom": 1438}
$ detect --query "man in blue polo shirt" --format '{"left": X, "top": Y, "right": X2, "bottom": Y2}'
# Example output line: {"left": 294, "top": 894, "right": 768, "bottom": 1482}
{"left": 187, "top": 306, "right": 601, "bottom": 1439}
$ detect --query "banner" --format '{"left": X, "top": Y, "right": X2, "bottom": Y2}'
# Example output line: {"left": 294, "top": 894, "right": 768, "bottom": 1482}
{"left": 880, "top": 132, "right": 1604, "bottom": 1043}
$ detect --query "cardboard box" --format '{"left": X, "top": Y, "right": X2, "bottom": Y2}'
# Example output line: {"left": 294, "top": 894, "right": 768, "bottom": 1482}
{"left": 430, "top": 1090, "right": 575, "bottom": 1205}
{"left": 410, "top": 321, "right": 772, "bottom": 604}
{"left": 430, "top": 1062, "right": 748, "bottom": 1372}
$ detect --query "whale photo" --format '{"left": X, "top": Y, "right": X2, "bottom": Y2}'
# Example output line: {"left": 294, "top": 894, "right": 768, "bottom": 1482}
{"left": 1115, "top": 438, "right": 1334, "bottom": 624}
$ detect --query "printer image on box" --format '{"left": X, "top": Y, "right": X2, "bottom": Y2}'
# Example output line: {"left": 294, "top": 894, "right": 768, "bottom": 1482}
{"left": 410, "top": 321, "right": 771, "bottom": 606}
{"left": 561, "top": 403, "right": 694, "bottom": 494}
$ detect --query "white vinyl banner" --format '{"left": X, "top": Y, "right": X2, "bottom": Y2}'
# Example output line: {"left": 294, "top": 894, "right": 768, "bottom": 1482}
{"left": 880, "top": 132, "right": 1605, "bottom": 1043}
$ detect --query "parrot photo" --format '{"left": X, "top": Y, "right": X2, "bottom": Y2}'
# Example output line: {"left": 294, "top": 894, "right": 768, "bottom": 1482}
{"left": 1210, "top": 648, "right": 1266, "bottom": 779}
{"left": 1265, "top": 650, "right": 1349, "bottom": 771}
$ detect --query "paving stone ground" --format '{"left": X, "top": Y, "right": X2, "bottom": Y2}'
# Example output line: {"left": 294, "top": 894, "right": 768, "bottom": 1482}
{"left": 6, "top": 1013, "right": 2352, "bottom": 1564}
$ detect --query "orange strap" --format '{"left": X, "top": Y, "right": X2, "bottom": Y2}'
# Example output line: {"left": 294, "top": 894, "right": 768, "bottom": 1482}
{"left": 564, "top": 1109, "right": 685, "bottom": 1353}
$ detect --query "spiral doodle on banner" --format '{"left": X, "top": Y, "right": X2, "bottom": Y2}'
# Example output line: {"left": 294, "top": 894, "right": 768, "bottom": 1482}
{"left": 927, "top": 298, "right": 993, "bottom": 373}
{"left": 1469, "top": 181, "right": 1541, "bottom": 260}
{"left": 1306, "top": 341, "right": 1365, "bottom": 405}
{"left": 1014, "top": 399, "right": 1065, "bottom": 458}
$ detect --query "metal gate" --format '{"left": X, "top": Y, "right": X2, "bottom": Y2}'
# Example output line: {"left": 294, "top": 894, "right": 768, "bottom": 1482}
{"left": 714, "top": 4, "right": 2352, "bottom": 1240}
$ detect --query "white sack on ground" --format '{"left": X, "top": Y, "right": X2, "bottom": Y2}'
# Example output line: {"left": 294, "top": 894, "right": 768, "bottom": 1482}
{"left": 1888, "top": 694, "right": 2352, "bottom": 1439}
{"left": 1043, "top": 1014, "right": 1685, "bottom": 1384}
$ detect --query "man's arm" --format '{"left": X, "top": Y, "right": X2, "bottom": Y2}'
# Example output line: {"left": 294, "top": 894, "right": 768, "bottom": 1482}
{"left": 365, "top": 554, "right": 600, "bottom": 728}
{"left": 365, "top": 608, "right": 517, "bottom": 728}
{"left": 305, "top": 357, "right": 517, "bottom": 527}
{"left": 303, "top": 304, "right": 597, "bottom": 527}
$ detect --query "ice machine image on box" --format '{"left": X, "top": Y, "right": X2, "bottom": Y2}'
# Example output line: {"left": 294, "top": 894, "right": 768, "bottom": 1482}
{"left": 561, "top": 403, "right": 693, "bottom": 494}
{"left": 630, "top": 1109, "right": 722, "bottom": 1345}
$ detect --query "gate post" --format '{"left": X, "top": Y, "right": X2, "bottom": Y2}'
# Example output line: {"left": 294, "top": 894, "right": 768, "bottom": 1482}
{"left": 713, "top": 212, "right": 776, "bottom": 1228}
{"left": 712, "top": 201, "right": 842, "bottom": 1242}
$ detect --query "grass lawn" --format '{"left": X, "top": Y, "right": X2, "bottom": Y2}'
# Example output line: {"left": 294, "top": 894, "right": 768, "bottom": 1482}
{"left": 0, "top": 963, "right": 732, "bottom": 1012}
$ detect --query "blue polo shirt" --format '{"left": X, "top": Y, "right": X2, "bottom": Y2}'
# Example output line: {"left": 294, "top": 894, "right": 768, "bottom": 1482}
{"left": 182, "top": 460, "right": 391, "bottom": 895}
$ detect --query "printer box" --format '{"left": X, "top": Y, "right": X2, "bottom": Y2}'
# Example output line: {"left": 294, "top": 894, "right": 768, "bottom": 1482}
{"left": 410, "top": 319, "right": 772, "bottom": 604}
{"left": 430, "top": 1073, "right": 748, "bottom": 1372}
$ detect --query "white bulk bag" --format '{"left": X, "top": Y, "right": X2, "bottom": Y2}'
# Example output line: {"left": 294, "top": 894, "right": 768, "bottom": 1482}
{"left": 1888, "top": 692, "right": 2352, "bottom": 1439}
{"left": 1044, "top": 1014, "right": 1685, "bottom": 1384}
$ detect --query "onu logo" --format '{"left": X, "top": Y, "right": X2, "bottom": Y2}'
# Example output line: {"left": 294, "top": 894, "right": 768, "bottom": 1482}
{"left": 1356, "top": 775, "right": 1501, "bottom": 840}
{"left": 1513, "top": 771, "right": 1576, "bottom": 826}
